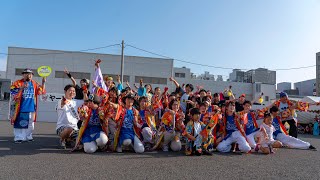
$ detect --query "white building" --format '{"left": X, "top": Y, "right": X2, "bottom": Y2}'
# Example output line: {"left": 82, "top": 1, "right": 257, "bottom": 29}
{"left": 173, "top": 67, "right": 276, "bottom": 103}
{"left": 0, "top": 71, "right": 6, "bottom": 79}
{"left": 5, "top": 47, "right": 174, "bottom": 122}
{"left": 294, "top": 79, "right": 316, "bottom": 96}
{"left": 277, "top": 82, "right": 291, "bottom": 92}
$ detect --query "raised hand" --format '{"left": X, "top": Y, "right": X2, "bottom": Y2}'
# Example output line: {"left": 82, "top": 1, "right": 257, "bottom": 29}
{"left": 61, "top": 96, "right": 67, "bottom": 107}
{"left": 64, "top": 67, "right": 69, "bottom": 74}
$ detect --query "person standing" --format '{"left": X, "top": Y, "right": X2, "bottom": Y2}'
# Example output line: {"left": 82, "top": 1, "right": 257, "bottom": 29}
{"left": 10, "top": 68, "right": 46, "bottom": 143}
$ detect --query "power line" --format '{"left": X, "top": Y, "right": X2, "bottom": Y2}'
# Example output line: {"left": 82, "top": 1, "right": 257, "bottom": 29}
{"left": 0, "top": 43, "right": 121, "bottom": 56}
{"left": 0, "top": 42, "right": 316, "bottom": 71}
{"left": 126, "top": 44, "right": 236, "bottom": 70}
{"left": 125, "top": 43, "right": 316, "bottom": 71}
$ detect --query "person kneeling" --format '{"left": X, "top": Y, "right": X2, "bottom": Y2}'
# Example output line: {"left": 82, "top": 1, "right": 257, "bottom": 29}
{"left": 56, "top": 85, "right": 83, "bottom": 149}
{"left": 73, "top": 94, "right": 108, "bottom": 153}
{"left": 114, "top": 94, "right": 145, "bottom": 153}
{"left": 259, "top": 112, "right": 282, "bottom": 154}
{"left": 184, "top": 108, "right": 209, "bottom": 156}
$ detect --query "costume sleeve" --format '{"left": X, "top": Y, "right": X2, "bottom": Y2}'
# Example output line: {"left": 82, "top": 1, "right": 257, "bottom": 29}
{"left": 10, "top": 81, "right": 22, "bottom": 100}
{"left": 117, "top": 83, "right": 123, "bottom": 91}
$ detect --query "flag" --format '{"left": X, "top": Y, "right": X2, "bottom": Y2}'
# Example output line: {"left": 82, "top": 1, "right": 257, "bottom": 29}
{"left": 92, "top": 66, "right": 107, "bottom": 93}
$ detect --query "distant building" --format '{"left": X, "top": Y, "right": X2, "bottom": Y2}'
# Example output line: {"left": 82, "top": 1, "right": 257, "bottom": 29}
{"left": 229, "top": 68, "right": 276, "bottom": 84}
{"left": 198, "top": 71, "right": 215, "bottom": 81}
{"left": 229, "top": 69, "right": 245, "bottom": 82}
{"left": 216, "top": 75, "right": 223, "bottom": 82}
{"left": 294, "top": 79, "right": 316, "bottom": 96}
{"left": 277, "top": 82, "right": 291, "bottom": 92}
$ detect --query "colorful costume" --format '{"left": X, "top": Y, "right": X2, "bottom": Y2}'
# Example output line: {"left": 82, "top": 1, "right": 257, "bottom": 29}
{"left": 95, "top": 87, "right": 120, "bottom": 146}
{"left": 184, "top": 121, "right": 206, "bottom": 155}
{"left": 138, "top": 109, "right": 156, "bottom": 144}
{"left": 242, "top": 111, "right": 261, "bottom": 148}
{"left": 272, "top": 116, "right": 311, "bottom": 149}
{"left": 114, "top": 107, "right": 144, "bottom": 153}
{"left": 216, "top": 113, "right": 251, "bottom": 153}
{"left": 157, "top": 111, "right": 185, "bottom": 151}
{"left": 10, "top": 79, "right": 45, "bottom": 141}
{"left": 199, "top": 112, "right": 219, "bottom": 151}
{"left": 73, "top": 105, "right": 109, "bottom": 153}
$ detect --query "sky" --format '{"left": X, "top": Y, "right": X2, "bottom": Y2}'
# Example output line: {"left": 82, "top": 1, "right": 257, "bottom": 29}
{"left": 1, "top": 0, "right": 320, "bottom": 85}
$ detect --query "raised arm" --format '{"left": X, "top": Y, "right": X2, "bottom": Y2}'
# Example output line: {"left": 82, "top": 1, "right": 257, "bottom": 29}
{"left": 64, "top": 68, "right": 76, "bottom": 86}
{"left": 169, "top": 77, "right": 180, "bottom": 88}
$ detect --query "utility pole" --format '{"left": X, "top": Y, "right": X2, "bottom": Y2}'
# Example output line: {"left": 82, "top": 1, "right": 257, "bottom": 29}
{"left": 120, "top": 40, "right": 124, "bottom": 83}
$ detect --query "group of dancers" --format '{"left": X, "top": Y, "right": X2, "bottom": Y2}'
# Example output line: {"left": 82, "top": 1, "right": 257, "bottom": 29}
{"left": 9, "top": 61, "right": 317, "bottom": 156}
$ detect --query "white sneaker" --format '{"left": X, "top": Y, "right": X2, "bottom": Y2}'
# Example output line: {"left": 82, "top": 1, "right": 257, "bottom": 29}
{"left": 116, "top": 146, "right": 123, "bottom": 153}
{"left": 163, "top": 145, "right": 169, "bottom": 152}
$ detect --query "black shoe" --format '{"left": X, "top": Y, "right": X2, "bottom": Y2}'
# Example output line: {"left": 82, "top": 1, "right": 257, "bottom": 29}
{"left": 202, "top": 150, "right": 213, "bottom": 156}
{"left": 309, "top": 145, "right": 317, "bottom": 151}
{"left": 14, "top": 140, "right": 23, "bottom": 144}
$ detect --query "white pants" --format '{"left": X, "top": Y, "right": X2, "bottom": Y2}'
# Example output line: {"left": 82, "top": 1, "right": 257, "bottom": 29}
{"left": 83, "top": 131, "right": 108, "bottom": 153}
{"left": 141, "top": 127, "right": 153, "bottom": 143}
{"left": 13, "top": 113, "right": 35, "bottom": 141}
{"left": 246, "top": 131, "right": 259, "bottom": 148}
{"left": 163, "top": 131, "right": 181, "bottom": 152}
{"left": 121, "top": 135, "right": 145, "bottom": 153}
{"left": 217, "top": 131, "right": 251, "bottom": 153}
{"left": 276, "top": 133, "right": 310, "bottom": 149}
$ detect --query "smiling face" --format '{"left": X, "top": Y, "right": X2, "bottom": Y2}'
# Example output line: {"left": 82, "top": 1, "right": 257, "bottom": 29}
{"left": 125, "top": 98, "right": 134, "bottom": 108}
{"left": 227, "top": 103, "right": 235, "bottom": 114}
{"left": 243, "top": 103, "right": 252, "bottom": 113}
{"left": 171, "top": 101, "right": 180, "bottom": 112}
{"left": 65, "top": 87, "right": 76, "bottom": 99}
{"left": 264, "top": 115, "right": 273, "bottom": 125}
{"left": 146, "top": 85, "right": 151, "bottom": 93}
{"left": 80, "top": 80, "right": 88, "bottom": 88}
{"left": 139, "top": 98, "right": 147, "bottom": 109}
{"left": 192, "top": 114, "right": 200, "bottom": 122}
{"left": 23, "top": 73, "right": 33, "bottom": 81}
{"left": 280, "top": 96, "right": 287, "bottom": 103}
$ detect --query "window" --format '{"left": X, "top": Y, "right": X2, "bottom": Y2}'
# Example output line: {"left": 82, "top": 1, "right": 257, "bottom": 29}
{"left": 135, "top": 76, "right": 167, "bottom": 85}
{"left": 55, "top": 71, "right": 91, "bottom": 79}
{"left": 265, "top": 96, "right": 269, "bottom": 101}
{"left": 255, "top": 84, "right": 261, "bottom": 93}
{"left": 103, "top": 74, "right": 130, "bottom": 82}
{"left": 175, "top": 73, "right": 186, "bottom": 78}
{"left": 15, "top": 68, "right": 40, "bottom": 77}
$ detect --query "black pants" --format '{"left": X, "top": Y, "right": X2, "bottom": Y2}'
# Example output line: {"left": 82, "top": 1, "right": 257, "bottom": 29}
{"left": 283, "top": 119, "right": 297, "bottom": 138}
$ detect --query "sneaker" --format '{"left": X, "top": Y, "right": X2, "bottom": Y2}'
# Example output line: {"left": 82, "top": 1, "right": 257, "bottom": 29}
{"left": 309, "top": 145, "right": 317, "bottom": 151}
{"left": 116, "top": 146, "right": 123, "bottom": 153}
{"left": 163, "top": 145, "right": 169, "bottom": 152}
{"left": 14, "top": 140, "right": 23, "bottom": 144}
{"left": 27, "top": 139, "right": 34, "bottom": 142}
{"left": 59, "top": 140, "right": 66, "bottom": 149}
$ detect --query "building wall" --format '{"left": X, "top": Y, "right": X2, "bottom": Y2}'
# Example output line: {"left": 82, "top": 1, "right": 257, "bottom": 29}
{"left": 277, "top": 82, "right": 291, "bottom": 91}
{"left": 5, "top": 47, "right": 175, "bottom": 122}
{"left": 0, "top": 71, "right": 6, "bottom": 79}
{"left": 317, "top": 52, "right": 320, "bottom": 96}
{"left": 294, "top": 79, "right": 316, "bottom": 96}
{"left": 7, "top": 47, "right": 174, "bottom": 94}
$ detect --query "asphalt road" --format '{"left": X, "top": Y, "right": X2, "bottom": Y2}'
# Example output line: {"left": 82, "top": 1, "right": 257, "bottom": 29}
{"left": 1, "top": 120, "right": 320, "bottom": 180}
